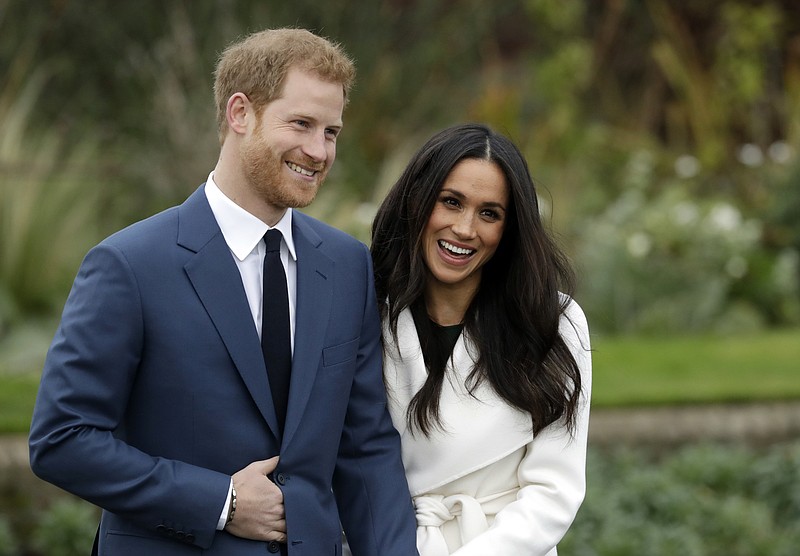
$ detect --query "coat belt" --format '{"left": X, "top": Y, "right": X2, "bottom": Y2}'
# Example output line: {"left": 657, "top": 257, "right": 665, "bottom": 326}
{"left": 413, "top": 488, "right": 518, "bottom": 555}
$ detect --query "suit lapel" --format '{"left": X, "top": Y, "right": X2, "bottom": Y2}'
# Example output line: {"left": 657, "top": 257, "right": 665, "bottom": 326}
{"left": 282, "top": 214, "right": 333, "bottom": 449}
{"left": 178, "top": 186, "right": 281, "bottom": 439}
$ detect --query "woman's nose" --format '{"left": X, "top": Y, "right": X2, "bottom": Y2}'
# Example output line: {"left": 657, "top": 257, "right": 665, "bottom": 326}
{"left": 451, "top": 214, "right": 477, "bottom": 239}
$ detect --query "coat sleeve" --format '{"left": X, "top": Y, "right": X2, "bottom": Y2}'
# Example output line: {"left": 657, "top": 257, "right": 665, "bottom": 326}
{"left": 28, "top": 243, "right": 230, "bottom": 549}
{"left": 452, "top": 300, "right": 592, "bottom": 556}
{"left": 332, "top": 242, "right": 419, "bottom": 556}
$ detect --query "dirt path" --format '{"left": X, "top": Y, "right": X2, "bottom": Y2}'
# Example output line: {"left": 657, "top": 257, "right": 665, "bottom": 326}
{"left": 589, "top": 400, "right": 800, "bottom": 447}
{"left": 4, "top": 401, "right": 800, "bottom": 469}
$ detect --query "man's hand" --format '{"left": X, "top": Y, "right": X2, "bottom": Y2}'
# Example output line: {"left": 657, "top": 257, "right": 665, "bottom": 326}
{"left": 225, "top": 456, "right": 286, "bottom": 542}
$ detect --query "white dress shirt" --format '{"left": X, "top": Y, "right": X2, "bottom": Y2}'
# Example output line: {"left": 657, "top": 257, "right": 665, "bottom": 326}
{"left": 204, "top": 172, "right": 298, "bottom": 528}
{"left": 204, "top": 173, "right": 297, "bottom": 348}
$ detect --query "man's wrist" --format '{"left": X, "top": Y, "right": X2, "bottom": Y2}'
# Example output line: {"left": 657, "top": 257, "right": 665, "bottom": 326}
{"left": 225, "top": 481, "right": 237, "bottom": 528}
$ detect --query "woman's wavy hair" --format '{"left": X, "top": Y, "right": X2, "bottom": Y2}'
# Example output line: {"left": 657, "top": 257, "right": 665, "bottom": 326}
{"left": 371, "top": 123, "right": 582, "bottom": 437}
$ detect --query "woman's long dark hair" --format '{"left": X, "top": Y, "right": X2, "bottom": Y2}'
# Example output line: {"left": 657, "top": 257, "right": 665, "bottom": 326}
{"left": 371, "top": 123, "right": 582, "bottom": 438}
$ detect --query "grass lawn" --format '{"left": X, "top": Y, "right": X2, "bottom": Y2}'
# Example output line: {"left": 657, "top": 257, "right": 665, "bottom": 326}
{"left": 1, "top": 328, "right": 799, "bottom": 432}
{"left": 592, "top": 327, "right": 800, "bottom": 407}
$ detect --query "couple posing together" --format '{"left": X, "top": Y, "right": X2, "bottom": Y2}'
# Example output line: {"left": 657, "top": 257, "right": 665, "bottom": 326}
{"left": 29, "top": 28, "right": 591, "bottom": 555}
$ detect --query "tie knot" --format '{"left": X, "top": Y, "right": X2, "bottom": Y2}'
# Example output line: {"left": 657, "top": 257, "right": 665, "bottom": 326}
{"left": 265, "top": 229, "right": 283, "bottom": 253}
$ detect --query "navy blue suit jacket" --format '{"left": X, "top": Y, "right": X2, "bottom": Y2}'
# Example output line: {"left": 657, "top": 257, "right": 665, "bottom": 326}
{"left": 29, "top": 185, "right": 418, "bottom": 555}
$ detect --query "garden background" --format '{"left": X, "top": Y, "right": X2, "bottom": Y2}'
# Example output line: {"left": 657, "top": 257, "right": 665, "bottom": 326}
{"left": 1, "top": 0, "right": 799, "bottom": 554}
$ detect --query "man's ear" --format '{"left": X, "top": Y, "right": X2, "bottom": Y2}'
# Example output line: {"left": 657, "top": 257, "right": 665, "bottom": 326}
{"left": 226, "top": 92, "right": 251, "bottom": 135}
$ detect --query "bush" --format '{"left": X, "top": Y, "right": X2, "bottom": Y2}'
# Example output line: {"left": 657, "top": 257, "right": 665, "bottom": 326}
{"left": 31, "top": 499, "right": 98, "bottom": 556}
{"left": 574, "top": 163, "right": 797, "bottom": 334}
{"left": 0, "top": 517, "right": 19, "bottom": 556}
{"left": 747, "top": 441, "right": 800, "bottom": 527}
{"left": 561, "top": 441, "right": 800, "bottom": 556}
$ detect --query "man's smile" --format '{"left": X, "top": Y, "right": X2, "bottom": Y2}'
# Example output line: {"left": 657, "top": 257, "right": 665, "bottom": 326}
{"left": 286, "top": 161, "right": 318, "bottom": 177}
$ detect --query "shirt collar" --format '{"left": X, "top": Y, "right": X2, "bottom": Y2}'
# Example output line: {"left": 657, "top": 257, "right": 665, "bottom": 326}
{"left": 204, "top": 172, "right": 297, "bottom": 262}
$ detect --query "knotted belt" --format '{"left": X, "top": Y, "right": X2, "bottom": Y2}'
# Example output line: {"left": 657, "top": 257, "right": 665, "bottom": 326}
{"left": 413, "top": 487, "right": 518, "bottom": 555}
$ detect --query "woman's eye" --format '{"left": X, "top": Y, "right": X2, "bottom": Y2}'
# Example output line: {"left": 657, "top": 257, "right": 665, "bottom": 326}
{"left": 481, "top": 209, "right": 502, "bottom": 220}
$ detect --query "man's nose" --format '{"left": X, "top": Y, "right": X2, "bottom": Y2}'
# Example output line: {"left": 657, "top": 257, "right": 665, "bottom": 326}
{"left": 302, "top": 131, "right": 328, "bottom": 162}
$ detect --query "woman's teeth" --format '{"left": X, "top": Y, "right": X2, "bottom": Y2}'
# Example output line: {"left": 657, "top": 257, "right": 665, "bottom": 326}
{"left": 439, "top": 240, "right": 474, "bottom": 256}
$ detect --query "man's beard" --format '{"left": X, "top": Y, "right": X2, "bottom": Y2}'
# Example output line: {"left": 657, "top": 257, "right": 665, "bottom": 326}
{"left": 241, "top": 135, "right": 326, "bottom": 210}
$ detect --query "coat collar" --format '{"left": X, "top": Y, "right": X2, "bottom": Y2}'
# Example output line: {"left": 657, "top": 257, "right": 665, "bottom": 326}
{"left": 384, "top": 308, "right": 533, "bottom": 495}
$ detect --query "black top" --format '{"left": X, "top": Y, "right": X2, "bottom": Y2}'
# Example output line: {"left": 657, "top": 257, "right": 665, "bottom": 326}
{"left": 410, "top": 300, "right": 464, "bottom": 374}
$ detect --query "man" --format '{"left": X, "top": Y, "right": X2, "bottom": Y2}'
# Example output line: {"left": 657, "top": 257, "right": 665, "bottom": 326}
{"left": 29, "top": 28, "right": 418, "bottom": 555}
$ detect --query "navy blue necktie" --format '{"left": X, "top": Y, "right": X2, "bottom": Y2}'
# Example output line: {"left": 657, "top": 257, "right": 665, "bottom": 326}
{"left": 262, "top": 229, "right": 291, "bottom": 434}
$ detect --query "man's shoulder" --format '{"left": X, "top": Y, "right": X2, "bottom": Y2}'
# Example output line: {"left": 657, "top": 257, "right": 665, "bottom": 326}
{"left": 102, "top": 205, "right": 181, "bottom": 250}
{"left": 102, "top": 185, "right": 209, "bottom": 249}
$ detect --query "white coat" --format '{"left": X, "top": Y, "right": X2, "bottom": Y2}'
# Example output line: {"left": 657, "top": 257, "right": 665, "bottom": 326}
{"left": 383, "top": 299, "right": 592, "bottom": 556}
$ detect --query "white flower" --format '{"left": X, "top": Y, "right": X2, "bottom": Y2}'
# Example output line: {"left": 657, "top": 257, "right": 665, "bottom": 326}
{"left": 672, "top": 201, "right": 700, "bottom": 226}
{"left": 725, "top": 256, "right": 748, "bottom": 279}
{"left": 708, "top": 203, "right": 742, "bottom": 232}
{"left": 737, "top": 143, "right": 764, "bottom": 167}
{"left": 627, "top": 232, "right": 652, "bottom": 258}
{"left": 674, "top": 155, "right": 700, "bottom": 179}
{"left": 772, "top": 249, "right": 800, "bottom": 291}
{"left": 767, "top": 141, "right": 793, "bottom": 164}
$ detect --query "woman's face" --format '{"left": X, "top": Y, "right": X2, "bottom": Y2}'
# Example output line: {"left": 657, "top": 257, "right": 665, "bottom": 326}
{"left": 421, "top": 158, "right": 509, "bottom": 293}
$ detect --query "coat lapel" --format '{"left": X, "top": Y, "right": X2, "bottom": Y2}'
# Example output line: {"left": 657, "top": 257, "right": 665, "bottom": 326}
{"left": 178, "top": 186, "right": 281, "bottom": 439}
{"left": 282, "top": 214, "right": 333, "bottom": 449}
{"left": 385, "top": 308, "right": 533, "bottom": 495}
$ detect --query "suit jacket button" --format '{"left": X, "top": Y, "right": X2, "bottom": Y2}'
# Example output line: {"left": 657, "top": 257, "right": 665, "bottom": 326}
{"left": 156, "top": 524, "right": 167, "bottom": 533}
{"left": 185, "top": 533, "right": 195, "bottom": 543}
{"left": 276, "top": 472, "right": 286, "bottom": 485}
{"left": 267, "top": 540, "right": 281, "bottom": 553}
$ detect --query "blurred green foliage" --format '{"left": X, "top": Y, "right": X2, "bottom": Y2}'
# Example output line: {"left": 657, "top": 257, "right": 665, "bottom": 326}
{"left": 561, "top": 440, "right": 800, "bottom": 555}
{"left": 3, "top": 440, "right": 799, "bottom": 555}
{"left": 0, "top": 74, "right": 102, "bottom": 334}
{"left": 0, "top": 517, "right": 18, "bottom": 556}
{"left": 1, "top": 0, "right": 799, "bottom": 335}
{"left": 3, "top": 6, "right": 799, "bottom": 553}
{"left": 0, "top": 373, "right": 42, "bottom": 433}
{"left": 31, "top": 499, "right": 98, "bottom": 556}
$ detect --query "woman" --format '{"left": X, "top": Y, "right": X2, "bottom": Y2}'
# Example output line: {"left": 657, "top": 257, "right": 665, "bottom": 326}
{"left": 370, "top": 123, "right": 592, "bottom": 556}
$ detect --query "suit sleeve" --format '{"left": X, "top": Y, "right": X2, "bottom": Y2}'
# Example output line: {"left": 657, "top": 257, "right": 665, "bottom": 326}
{"left": 332, "top": 242, "right": 419, "bottom": 556}
{"left": 28, "top": 243, "right": 230, "bottom": 549}
{"left": 452, "top": 300, "right": 593, "bottom": 556}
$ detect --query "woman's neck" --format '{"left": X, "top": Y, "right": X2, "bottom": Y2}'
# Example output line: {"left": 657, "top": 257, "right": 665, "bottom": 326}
{"left": 424, "top": 280, "right": 478, "bottom": 326}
